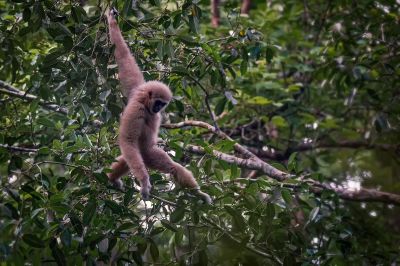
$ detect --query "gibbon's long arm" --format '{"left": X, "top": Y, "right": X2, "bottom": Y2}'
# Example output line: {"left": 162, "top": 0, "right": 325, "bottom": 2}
{"left": 107, "top": 10, "right": 145, "bottom": 97}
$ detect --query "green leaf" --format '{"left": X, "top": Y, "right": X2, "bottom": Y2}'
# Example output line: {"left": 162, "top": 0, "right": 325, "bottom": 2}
{"left": 224, "top": 206, "right": 246, "bottom": 231}
{"left": 308, "top": 207, "right": 320, "bottom": 223}
{"left": 116, "top": 222, "right": 137, "bottom": 232}
{"left": 265, "top": 203, "right": 275, "bottom": 220}
{"left": 270, "top": 162, "right": 287, "bottom": 171}
{"left": 157, "top": 41, "right": 164, "bottom": 60}
{"left": 104, "top": 200, "right": 122, "bottom": 215}
{"left": 93, "top": 172, "right": 108, "bottom": 185}
{"left": 82, "top": 199, "right": 96, "bottom": 225}
{"left": 215, "top": 97, "right": 227, "bottom": 116}
{"left": 150, "top": 241, "right": 159, "bottom": 261}
{"left": 173, "top": 13, "right": 181, "bottom": 29}
{"left": 254, "top": 81, "right": 281, "bottom": 90}
{"left": 22, "top": 234, "right": 45, "bottom": 248}
{"left": 61, "top": 229, "right": 72, "bottom": 247}
{"left": 287, "top": 152, "right": 297, "bottom": 172}
{"left": 247, "top": 96, "right": 271, "bottom": 105}
{"left": 70, "top": 213, "right": 83, "bottom": 236}
{"left": 170, "top": 207, "right": 185, "bottom": 223}
{"left": 161, "top": 219, "right": 177, "bottom": 232}
{"left": 281, "top": 189, "right": 293, "bottom": 205}
{"left": 265, "top": 46, "right": 275, "bottom": 63}
{"left": 122, "top": 0, "right": 133, "bottom": 17}
{"left": 240, "top": 59, "right": 248, "bottom": 75}
{"left": 22, "top": 7, "right": 31, "bottom": 21}
{"left": 188, "top": 15, "right": 199, "bottom": 34}
{"left": 50, "top": 238, "right": 66, "bottom": 266}
{"left": 5, "top": 188, "right": 20, "bottom": 202}
{"left": 174, "top": 228, "right": 184, "bottom": 245}
{"left": 124, "top": 188, "right": 135, "bottom": 206}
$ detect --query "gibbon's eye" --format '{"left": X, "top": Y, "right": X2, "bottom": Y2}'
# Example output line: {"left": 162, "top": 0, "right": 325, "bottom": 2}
{"left": 152, "top": 99, "right": 167, "bottom": 113}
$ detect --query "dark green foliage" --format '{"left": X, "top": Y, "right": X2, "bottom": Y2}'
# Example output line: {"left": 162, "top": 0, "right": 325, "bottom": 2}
{"left": 0, "top": 0, "right": 399, "bottom": 265}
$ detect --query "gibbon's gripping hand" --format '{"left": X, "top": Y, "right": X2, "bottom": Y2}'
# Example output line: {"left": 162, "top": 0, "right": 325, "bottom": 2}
{"left": 110, "top": 7, "right": 119, "bottom": 18}
{"left": 107, "top": 8, "right": 118, "bottom": 25}
{"left": 112, "top": 179, "right": 124, "bottom": 190}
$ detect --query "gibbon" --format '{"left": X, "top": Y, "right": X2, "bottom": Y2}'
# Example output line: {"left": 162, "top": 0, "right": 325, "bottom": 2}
{"left": 106, "top": 9, "right": 211, "bottom": 204}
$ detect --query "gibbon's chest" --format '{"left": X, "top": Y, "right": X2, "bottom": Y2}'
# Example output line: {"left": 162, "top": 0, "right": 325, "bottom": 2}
{"left": 139, "top": 114, "right": 161, "bottom": 144}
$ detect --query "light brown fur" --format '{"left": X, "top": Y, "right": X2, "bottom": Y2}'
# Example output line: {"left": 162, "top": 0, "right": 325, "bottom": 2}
{"left": 106, "top": 10, "right": 211, "bottom": 203}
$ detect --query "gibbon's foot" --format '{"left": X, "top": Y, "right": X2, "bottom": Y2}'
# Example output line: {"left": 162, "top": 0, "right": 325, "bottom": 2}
{"left": 139, "top": 179, "right": 152, "bottom": 200}
{"left": 192, "top": 189, "right": 212, "bottom": 204}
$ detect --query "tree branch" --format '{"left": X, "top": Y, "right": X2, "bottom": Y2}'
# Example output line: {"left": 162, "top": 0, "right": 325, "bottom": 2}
{"left": 163, "top": 120, "right": 290, "bottom": 180}
{"left": 4, "top": 142, "right": 400, "bottom": 205}
{"left": 3, "top": 91, "right": 399, "bottom": 206}
{"left": 294, "top": 141, "right": 398, "bottom": 152}
{"left": 0, "top": 144, "right": 38, "bottom": 153}
{"left": 163, "top": 120, "right": 400, "bottom": 206}
{"left": 184, "top": 144, "right": 400, "bottom": 205}
{"left": 0, "top": 80, "right": 68, "bottom": 115}
{"left": 201, "top": 216, "right": 283, "bottom": 264}
{"left": 248, "top": 141, "right": 399, "bottom": 160}
{"left": 312, "top": 185, "right": 400, "bottom": 205}
{"left": 185, "top": 144, "right": 288, "bottom": 181}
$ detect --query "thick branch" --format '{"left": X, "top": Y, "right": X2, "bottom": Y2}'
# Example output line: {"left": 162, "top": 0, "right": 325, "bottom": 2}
{"left": 163, "top": 120, "right": 254, "bottom": 158}
{"left": 0, "top": 80, "right": 68, "bottom": 115}
{"left": 313, "top": 185, "right": 400, "bottom": 205}
{"left": 248, "top": 141, "right": 398, "bottom": 160}
{"left": 4, "top": 142, "right": 400, "bottom": 205}
{"left": 163, "top": 121, "right": 290, "bottom": 180}
{"left": 186, "top": 145, "right": 288, "bottom": 181}
{"left": 294, "top": 141, "right": 398, "bottom": 152}
{"left": 2, "top": 81, "right": 397, "bottom": 205}
{"left": 186, "top": 144, "right": 400, "bottom": 205}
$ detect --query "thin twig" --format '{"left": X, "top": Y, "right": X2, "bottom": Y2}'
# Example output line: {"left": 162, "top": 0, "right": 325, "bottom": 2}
{"left": 201, "top": 216, "right": 283, "bottom": 264}
{"left": 0, "top": 144, "right": 37, "bottom": 153}
{"left": 0, "top": 80, "right": 68, "bottom": 115}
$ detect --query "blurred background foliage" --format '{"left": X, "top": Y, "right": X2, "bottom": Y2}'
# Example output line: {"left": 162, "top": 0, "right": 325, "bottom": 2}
{"left": 0, "top": 0, "right": 399, "bottom": 265}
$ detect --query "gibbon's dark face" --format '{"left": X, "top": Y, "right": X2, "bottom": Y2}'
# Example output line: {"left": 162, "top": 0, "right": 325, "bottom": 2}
{"left": 152, "top": 99, "right": 168, "bottom": 113}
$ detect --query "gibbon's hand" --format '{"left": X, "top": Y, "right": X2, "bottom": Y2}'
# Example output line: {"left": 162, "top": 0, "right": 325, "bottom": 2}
{"left": 107, "top": 8, "right": 117, "bottom": 25}
{"left": 193, "top": 189, "right": 212, "bottom": 205}
{"left": 112, "top": 179, "right": 124, "bottom": 190}
{"left": 110, "top": 7, "right": 119, "bottom": 18}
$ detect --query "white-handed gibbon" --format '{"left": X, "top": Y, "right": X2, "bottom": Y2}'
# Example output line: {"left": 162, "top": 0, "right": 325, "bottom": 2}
{"left": 106, "top": 9, "right": 211, "bottom": 204}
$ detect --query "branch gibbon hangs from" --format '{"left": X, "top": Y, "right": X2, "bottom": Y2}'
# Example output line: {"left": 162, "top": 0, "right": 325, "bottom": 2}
{"left": 106, "top": 9, "right": 211, "bottom": 204}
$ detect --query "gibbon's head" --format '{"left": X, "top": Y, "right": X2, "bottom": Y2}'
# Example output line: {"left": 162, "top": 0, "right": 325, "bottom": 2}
{"left": 141, "top": 81, "right": 173, "bottom": 114}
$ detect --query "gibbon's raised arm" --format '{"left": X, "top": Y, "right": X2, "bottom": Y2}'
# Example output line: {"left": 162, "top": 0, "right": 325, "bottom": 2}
{"left": 107, "top": 10, "right": 145, "bottom": 97}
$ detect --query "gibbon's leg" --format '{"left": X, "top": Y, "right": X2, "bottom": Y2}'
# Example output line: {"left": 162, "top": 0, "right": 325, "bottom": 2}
{"left": 108, "top": 155, "right": 129, "bottom": 189}
{"left": 241, "top": 0, "right": 251, "bottom": 14}
{"left": 119, "top": 141, "right": 152, "bottom": 199}
{"left": 211, "top": 0, "right": 220, "bottom": 27}
{"left": 107, "top": 9, "right": 145, "bottom": 96}
{"left": 142, "top": 147, "right": 212, "bottom": 204}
